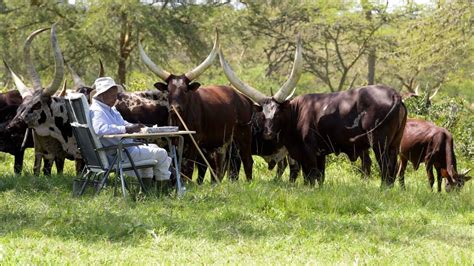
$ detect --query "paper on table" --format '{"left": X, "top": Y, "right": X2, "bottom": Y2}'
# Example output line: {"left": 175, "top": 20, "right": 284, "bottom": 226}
{"left": 140, "top": 125, "right": 179, "bottom": 133}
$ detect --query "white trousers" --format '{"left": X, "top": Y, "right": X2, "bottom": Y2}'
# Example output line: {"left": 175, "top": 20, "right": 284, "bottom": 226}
{"left": 124, "top": 144, "right": 171, "bottom": 180}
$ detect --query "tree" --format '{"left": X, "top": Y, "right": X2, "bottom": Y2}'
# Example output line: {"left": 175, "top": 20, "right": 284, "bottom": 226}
{"left": 385, "top": 1, "right": 471, "bottom": 94}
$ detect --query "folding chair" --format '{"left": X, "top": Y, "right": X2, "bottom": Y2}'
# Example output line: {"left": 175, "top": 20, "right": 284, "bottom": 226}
{"left": 64, "top": 93, "right": 157, "bottom": 197}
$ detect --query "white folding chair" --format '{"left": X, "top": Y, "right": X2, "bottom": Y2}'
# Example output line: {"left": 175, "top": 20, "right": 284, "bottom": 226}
{"left": 65, "top": 93, "right": 157, "bottom": 197}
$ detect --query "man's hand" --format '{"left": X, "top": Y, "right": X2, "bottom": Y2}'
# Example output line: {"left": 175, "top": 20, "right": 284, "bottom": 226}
{"left": 125, "top": 123, "right": 144, "bottom": 133}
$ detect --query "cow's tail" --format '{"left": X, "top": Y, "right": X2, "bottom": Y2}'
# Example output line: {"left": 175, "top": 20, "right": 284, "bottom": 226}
{"left": 350, "top": 93, "right": 403, "bottom": 143}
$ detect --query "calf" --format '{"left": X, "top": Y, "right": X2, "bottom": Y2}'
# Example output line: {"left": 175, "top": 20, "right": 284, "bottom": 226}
{"left": 398, "top": 119, "right": 472, "bottom": 192}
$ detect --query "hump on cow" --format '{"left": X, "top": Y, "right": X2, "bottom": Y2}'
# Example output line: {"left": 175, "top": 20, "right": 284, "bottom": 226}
{"left": 139, "top": 31, "right": 255, "bottom": 184}
{"left": 397, "top": 118, "right": 472, "bottom": 192}
{"left": 5, "top": 24, "right": 84, "bottom": 175}
{"left": 220, "top": 35, "right": 407, "bottom": 188}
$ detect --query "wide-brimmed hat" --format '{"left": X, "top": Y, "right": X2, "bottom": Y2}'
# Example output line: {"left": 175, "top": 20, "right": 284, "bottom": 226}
{"left": 93, "top": 77, "right": 123, "bottom": 98}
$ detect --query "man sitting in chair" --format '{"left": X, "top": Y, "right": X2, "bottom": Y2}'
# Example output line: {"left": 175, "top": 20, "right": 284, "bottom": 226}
{"left": 90, "top": 77, "right": 171, "bottom": 187}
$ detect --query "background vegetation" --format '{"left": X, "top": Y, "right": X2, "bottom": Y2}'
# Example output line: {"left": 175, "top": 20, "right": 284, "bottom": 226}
{"left": 0, "top": 0, "right": 472, "bottom": 264}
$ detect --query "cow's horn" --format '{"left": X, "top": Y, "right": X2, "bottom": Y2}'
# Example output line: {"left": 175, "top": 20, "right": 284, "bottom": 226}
{"left": 461, "top": 168, "right": 471, "bottom": 176}
{"left": 414, "top": 84, "right": 420, "bottom": 96}
{"left": 66, "top": 63, "right": 86, "bottom": 90}
{"left": 185, "top": 31, "right": 219, "bottom": 81}
{"left": 24, "top": 27, "right": 49, "bottom": 90}
{"left": 44, "top": 24, "right": 65, "bottom": 96}
{"left": 138, "top": 40, "right": 171, "bottom": 81}
{"left": 273, "top": 36, "right": 303, "bottom": 103}
{"left": 98, "top": 58, "right": 105, "bottom": 77}
{"left": 58, "top": 79, "right": 67, "bottom": 97}
{"left": 219, "top": 49, "right": 266, "bottom": 103}
{"left": 3, "top": 59, "right": 33, "bottom": 98}
{"left": 429, "top": 86, "right": 440, "bottom": 100}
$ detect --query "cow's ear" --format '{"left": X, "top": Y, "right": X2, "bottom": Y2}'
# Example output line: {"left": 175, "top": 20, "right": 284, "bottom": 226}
{"left": 188, "top": 82, "right": 201, "bottom": 91}
{"left": 154, "top": 82, "right": 168, "bottom": 92}
{"left": 253, "top": 104, "right": 262, "bottom": 112}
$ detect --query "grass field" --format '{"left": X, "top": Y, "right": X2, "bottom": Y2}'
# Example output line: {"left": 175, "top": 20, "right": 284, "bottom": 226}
{"left": 0, "top": 149, "right": 472, "bottom": 264}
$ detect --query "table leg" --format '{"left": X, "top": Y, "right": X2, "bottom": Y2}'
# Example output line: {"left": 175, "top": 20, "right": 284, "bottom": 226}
{"left": 117, "top": 141, "right": 127, "bottom": 198}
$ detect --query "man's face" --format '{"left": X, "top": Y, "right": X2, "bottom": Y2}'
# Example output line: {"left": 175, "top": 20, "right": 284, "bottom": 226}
{"left": 100, "top": 86, "right": 118, "bottom": 107}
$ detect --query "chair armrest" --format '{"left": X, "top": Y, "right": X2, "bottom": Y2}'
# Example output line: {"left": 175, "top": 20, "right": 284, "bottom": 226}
{"left": 96, "top": 142, "right": 146, "bottom": 151}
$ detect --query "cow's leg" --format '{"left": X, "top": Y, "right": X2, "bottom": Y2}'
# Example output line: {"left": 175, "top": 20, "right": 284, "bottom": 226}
{"left": 301, "top": 164, "right": 316, "bottom": 186}
{"left": 13, "top": 150, "right": 25, "bottom": 175}
{"left": 275, "top": 159, "right": 288, "bottom": 180}
{"left": 397, "top": 158, "right": 408, "bottom": 189}
{"left": 315, "top": 155, "right": 326, "bottom": 187}
{"left": 228, "top": 142, "right": 241, "bottom": 181}
{"left": 75, "top": 159, "right": 85, "bottom": 175}
{"left": 373, "top": 144, "right": 397, "bottom": 188}
{"left": 33, "top": 153, "right": 43, "bottom": 176}
{"left": 426, "top": 164, "right": 435, "bottom": 191}
{"left": 288, "top": 157, "right": 300, "bottom": 183}
{"left": 360, "top": 150, "right": 372, "bottom": 179}
{"left": 235, "top": 141, "right": 253, "bottom": 182}
{"left": 214, "top": 147, "right": 228, "bottom": 182}
{"left": 196, "top": 159, "right": 208, "bottom": 184}
{"left": 435, "top": 167, "right": 443, "bottom": 193}
{"left": 43, "top": 158, "right": 54, "bottom": 176}
{"left": 55, "top": 157, "right": 65, "bottom": 175}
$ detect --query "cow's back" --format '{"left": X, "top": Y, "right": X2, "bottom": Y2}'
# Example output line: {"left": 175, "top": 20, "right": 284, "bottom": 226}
{"left": 400, "top": 119, "right": 453, "bottom": 170}
{"left": 291, "top": 85, "right": 404, "bottom": 155}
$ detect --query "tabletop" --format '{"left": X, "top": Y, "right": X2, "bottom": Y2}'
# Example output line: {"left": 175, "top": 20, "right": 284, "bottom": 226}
{"left": 102, "top": 130, "right": 196, "bottom": 139}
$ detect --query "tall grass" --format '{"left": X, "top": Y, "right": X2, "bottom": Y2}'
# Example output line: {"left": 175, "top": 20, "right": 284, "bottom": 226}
{"left": 0, "top": 149, "right": 472, "bottom": 264}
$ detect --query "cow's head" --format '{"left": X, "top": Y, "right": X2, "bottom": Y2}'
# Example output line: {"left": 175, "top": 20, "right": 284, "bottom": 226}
{"left": 446, "top": 168, "right": 472, "bottom": 192}
{"left": 220, "top": 37, "right": 303, "bottom": 140}
{"left": 138, "top": 32, "right": 219, "bottom": 125}
{"left": 6, "top": 25, "right": 64, "bottom": 130}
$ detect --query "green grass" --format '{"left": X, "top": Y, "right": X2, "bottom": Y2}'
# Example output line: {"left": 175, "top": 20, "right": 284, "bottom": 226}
{"left": 0, "top": 150, "right": 472, "bottom": 264}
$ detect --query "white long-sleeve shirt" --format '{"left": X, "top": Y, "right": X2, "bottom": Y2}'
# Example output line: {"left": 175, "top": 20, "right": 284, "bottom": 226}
{"left": 89, "top": 99, "right": 135, "bottom": 149}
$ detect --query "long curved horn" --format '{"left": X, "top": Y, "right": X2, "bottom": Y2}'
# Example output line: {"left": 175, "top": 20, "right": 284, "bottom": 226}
{"left": 429, "top": 86, "right": 440, "bottom": 100}
{"left": 414, "top": 84, "right": 420, "bottom": 96}
{"left": 219, "top": 50, "right": 266, "bottom": 103}
{"left": 58, "top": 79, "right": 67, "bottom": 97}
{"left": 43, "top": 24, "right": 65, "bottom": 96}
{"left": 273, "top": 36, "right": 303, "bottom": 103}
{"left": 185, "top": 31, "right": 219, "bottom": 81}
{"left": 461, "top": 168, "right": 471, "bottom": 176}
{"left": 138, "top": 40, "right": 171, "bottom": 81}
{"left": 3, "top": 59, "right": 33, "bottom": 98}
{"left": 24, "top": 27, "right": 49, "bottom": 90}
{"left": 98, "top": 58, "right": 105, "bottom": 77}
{"left": 66, "top": 63, "right": 86, "bottom": 90}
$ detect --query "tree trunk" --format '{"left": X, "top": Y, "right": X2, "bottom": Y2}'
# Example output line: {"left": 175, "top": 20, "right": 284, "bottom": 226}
{"left": 117, "top": 11, "right": 132, "bottom": 84}
{"left": 364, "top": 5, "right": 376, "bottom": 85}
{"left": 367, "top": 46, "right": 376, "bottom": 85}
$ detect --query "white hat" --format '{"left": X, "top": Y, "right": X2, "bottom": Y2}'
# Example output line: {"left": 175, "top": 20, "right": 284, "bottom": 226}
{"left": 93, "top": 77, "right": 123, "bottom": 98}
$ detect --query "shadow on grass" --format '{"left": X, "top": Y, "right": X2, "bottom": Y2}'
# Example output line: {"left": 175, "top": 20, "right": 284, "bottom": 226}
{"left": 0, "top": 172, "right": 472, "bottom": 248}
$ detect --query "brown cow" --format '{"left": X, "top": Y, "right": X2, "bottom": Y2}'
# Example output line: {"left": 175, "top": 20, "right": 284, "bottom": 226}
{"left": 220, "top": 38, "right": 407, "bottom": 187}
{"left": 398, "top": 118, "right": 472, "bottom": 192}
{"left": 0, "top": 90, "right": 33, "bottom": 173}
{"left": 139, "top": 33, "right": 254, "bottom": 183}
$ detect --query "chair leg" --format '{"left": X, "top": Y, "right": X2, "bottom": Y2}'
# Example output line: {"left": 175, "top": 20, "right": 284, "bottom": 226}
{"left": 78, "top": 170, "right": 92, "bottom": 196}
{"left": 96, "top": 155, "right": 118, "bottom": 195}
